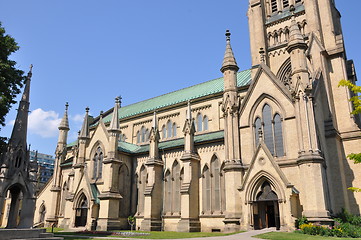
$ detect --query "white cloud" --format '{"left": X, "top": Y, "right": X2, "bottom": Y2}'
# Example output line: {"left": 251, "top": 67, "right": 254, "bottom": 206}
{"left": 27, "top": 108, "right": 62, "bottom": 138}
{"left": 71, "top": 114, "right": 84, "bottom": 123}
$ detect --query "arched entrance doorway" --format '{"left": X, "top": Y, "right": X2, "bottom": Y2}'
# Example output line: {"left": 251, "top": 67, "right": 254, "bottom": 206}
{"left": 253, "top": 181, "right": 280, "bottom": 230}
{"left": 75, "top": 195, "right": 88, "bottom": 227}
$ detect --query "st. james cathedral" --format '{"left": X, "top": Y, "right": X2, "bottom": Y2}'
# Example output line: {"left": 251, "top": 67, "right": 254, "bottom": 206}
{"left": 3, "top": 0, "right": 360, "bottom": 233}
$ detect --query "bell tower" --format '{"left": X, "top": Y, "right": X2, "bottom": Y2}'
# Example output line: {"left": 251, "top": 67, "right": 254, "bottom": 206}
{"left": 247, "top": 0, "right": 361, "bottom": 215}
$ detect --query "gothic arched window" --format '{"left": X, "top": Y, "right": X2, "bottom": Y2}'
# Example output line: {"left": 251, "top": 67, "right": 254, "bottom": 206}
{"left": 119, "top": 165, "right": 130, "bottom": 217}
{"left": 203, "top": 116, "right": 209, "bottom": 131}
{"left": 162, "top": 121, "right": 177, "bottom": 139}
{"left": 254, "top": 104, "right": 285, "bottom": 157}
{"left": 137, "top": 166, "right": 147, "bottom": 215}
{"left": 137, "top": 131, "right": 140, "bottom": 143}
{"left": 211, "top": 157, "right": 221, "bottom": 211}
{"left": 171, "top": 161, "right": 181, "bottom": 214}
{"left": 263, "top": 104, "right": 274, "bottom": 155}
{"left": 167, "top": 120, "right": 172, "bottom": 138}
{"left": 162, "top": 125, "right": 167, "bottom": 139}
{"left": 92, "top": 147, "right": 103, "bottom": 179}
{"left": 202, "top": 165, "right": 211, "bottom": 212}
{"left": 164, "top": 170, "right": 172, "bottom": 213}
{"left": 197, "top": 113, "right": 203, "bottom": 132}
{"left": 196, "top": 113, "right": 208, "bottom": 132}
{"left": 274, "top": 114, "right": 284, "bottom": 157}
{"left": 172, "top": 123, "right": 177, "bottom": 137}
{"left": 202, "top": 157, "right": 225, "bottom": 214}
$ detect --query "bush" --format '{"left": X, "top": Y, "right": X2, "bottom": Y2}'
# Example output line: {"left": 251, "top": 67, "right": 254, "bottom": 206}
{"left": 299, "top": 221, "right": 361, "bottom": 238}
{"left": 336, "top": 208, "right": 361, "bottom": 226}
{"left": 296, "top": 216, "right": 308, "bottom": 229}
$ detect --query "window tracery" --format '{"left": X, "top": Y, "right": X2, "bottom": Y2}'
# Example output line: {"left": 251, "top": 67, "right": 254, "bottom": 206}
{"left": 161, "top": 120, "right": 177, "bottom": 139}
{"left": 254, "top": 104, "right": 285, "bottom": 157}
{"left": 92, "top": 147, "right": 103, "bottom": 179}
{"left": 196, "top": 113, "right": 209, "bottom": 132}
{"left": 202, "top": 157, "right": 225, "bottom": 214}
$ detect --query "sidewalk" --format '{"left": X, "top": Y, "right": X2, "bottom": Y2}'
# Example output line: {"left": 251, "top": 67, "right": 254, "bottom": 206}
{"left": 56, "top": 227, "right": 276, "bottom": 240}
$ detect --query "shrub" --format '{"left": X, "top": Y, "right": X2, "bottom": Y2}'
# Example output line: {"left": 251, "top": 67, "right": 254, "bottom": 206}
{"left": 296, "top": 216, "right": 308, "bottom": 229}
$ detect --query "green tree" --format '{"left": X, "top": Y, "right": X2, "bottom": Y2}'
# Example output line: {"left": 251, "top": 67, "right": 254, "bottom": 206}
{"left": 339, "top": 79, "right": 361, "bottom": 192}
{"left": 0, "top": 22, "right": 26, "bottom": 152}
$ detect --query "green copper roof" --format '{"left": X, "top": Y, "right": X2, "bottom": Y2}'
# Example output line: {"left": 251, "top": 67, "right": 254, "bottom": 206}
{"left": 103, "top": 70, "right": 251, "bottom": 123}
{"left": 118, "top": 131, "right": 224, "bottom": 154}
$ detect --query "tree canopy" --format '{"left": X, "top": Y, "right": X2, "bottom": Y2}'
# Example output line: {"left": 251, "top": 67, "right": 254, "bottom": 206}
{"left": 0, "top": 22, "right": 25, "bottom": 151}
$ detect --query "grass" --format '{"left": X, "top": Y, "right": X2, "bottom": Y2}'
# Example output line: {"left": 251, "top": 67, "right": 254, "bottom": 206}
{"left": 44, "top": 227, "right": 64, "bottom": 233}
{"left": 254, "top": 232, "right": 361, "bottom": 240}
{"left": 55, "top": 230, "right": 244, "bottom": 239}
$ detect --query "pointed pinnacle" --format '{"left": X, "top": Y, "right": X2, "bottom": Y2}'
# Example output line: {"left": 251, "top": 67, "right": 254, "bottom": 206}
{"left": 152, "top": 111, "right": 158, "bottom": 129}
{"left": 59, "top": 102, "right": 70, "bottom": 130}
{"left": 109, "top": 98, "right": 120, "bottom": 132}
{"left": 221, "top": 29, "right": 239, "bottom": 73}
{"left": 186, "top": 100, "right": 192, "bottom": 120}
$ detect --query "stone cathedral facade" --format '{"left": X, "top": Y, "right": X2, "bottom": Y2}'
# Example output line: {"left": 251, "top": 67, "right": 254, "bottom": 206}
{"left": 34, "top": 0, "right": 361, "bottom": 232}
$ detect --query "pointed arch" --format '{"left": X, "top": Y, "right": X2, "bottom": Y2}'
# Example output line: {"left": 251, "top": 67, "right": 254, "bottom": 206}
{"left": 202, "top": 164, "right": 211, "bottom": 213}
{"left": 172, "top": 123, "right": 177, "bottom": 137}
{"left": 162, "top": 125, "right": 166, "bottom": 139}
{"left": 245, "top": 171, "right": 285, "bottom": 203}
{"left": 60, "top": 181, "right": 68, "bottom": 216}
{"left": 203, "top": 115, "right": 209, "bottom": 131}
{"left": 274, "top": 114, "right": 284, "bottom": 157}
{"left": 197, "top": 113, "right": 203, "bottom": 132}
{"left": 210, "top": 155, "right": 221, "bottom": 211}
{"left": 74, "top": 192, "right": 88, "bottom": 227}
{"left": 248, "top": 93, "right": 287, "bottom": 127}
{"left": 263, "top": 104, "right": 274, "bottom": 155}
{"left": 119, "top": 164, "right": 130, "bottom": 217}
{"left": 164, "top": 169, "right": 172, "bottom": 213}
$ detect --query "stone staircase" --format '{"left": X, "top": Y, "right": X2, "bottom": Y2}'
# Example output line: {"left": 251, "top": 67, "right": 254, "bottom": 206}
{"left": 0, "top": 228, "right": 63, "bottom": 240}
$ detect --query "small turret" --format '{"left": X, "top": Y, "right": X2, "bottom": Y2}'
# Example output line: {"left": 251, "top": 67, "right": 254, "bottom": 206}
{"left": 286, "top": 6, "right": 309, "bottom": 92}
{"left": 108, "top": 97, "right": 121, "bottom": 160}
{"left": 77, "top": 107, "right": 90, "bottom": 165}
{"left": 221, "top": 30, "right": 239, "bottom": 74}
{"left": 79, "top": 107, "right": 90, "bottom": 140}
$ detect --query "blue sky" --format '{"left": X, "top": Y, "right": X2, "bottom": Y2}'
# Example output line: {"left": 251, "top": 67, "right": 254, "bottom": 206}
{"left": 1, "top": 0, "right": 360, "bottom": 155}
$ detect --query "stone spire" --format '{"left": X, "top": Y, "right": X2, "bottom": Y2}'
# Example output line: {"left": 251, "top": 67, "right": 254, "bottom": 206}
{"left": 186, "top": 100, "right": 192, "bottom": 120}
{"left": 286, "top": 6, "right": 307, "bottom": 52}
{"left": 221, "top": 30, "right": 239, "bottom": 73}
{"left": 109, "top": 97, "right": 120, "bottom": 132}
{"left": 9, "top": 65, "right": 33, "bottom": 147}
{"left": 56, "top": 103, "right": 70, "bottom": 155}
{"left": 79, "top": 107, "right": 90, "bottom": 139}
{"left": 59, "top": 102, "right": 69, "bottom": 131}
{"left": 152, "top": 111, "right": 158, "bottom": 130}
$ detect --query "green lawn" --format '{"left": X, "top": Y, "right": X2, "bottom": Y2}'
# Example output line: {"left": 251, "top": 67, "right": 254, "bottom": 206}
{"left": 254, "top": 232, "right": 361, "bottom": 240}
{"left": 55, "top": 230, "right": 243, "bottom": 239}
